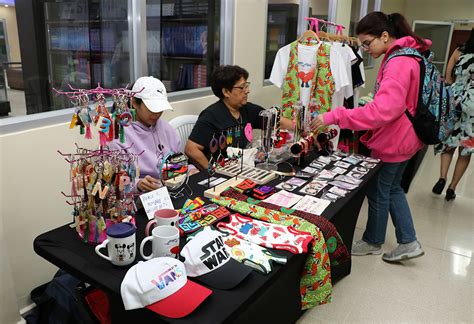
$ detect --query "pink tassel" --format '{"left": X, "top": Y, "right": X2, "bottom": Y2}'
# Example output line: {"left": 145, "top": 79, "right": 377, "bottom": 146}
{"left": 71, "top": 178, "right": 78, "bottom": 196}
{"left": 85, "top": 125, "right": 92, "bottom": 139}
{"left": 99, "top": 132, "right": 107, "bottom": 147}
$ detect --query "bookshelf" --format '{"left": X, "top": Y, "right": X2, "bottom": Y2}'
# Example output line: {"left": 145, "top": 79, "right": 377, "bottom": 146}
{"left": 16, "top": 0, "right": 220, "bottom": 112}
{"left": 154, "top": 0, "right": 220, "bottom": 92}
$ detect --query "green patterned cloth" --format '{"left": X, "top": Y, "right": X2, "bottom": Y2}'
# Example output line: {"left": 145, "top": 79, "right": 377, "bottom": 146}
{"left": 212, "top": 196, "right": 332, "bottom": 309}
{"left": 281, "top": 41, "right": 335, "bottom": 120}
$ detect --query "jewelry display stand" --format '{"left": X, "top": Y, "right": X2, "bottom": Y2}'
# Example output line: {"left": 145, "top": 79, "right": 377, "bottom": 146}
{"left": 256, "top": 107, "right": 278, "bottom": 171}
{"left": 215, "top": 162, "right": 277, "bottom": 184}
{"left": 159, "top": 152, "right": 193, "bottom": 199}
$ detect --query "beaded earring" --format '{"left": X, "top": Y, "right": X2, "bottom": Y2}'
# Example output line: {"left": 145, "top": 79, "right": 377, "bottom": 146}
{"left": 244, "top": 122, "right": 253, "bottom": 142}
{"left": 219, "top": 132, "right": 227, "bottom": 150}
{"left": 226, "top": 129, "right": 233, "bottom": 145}
{"left": 209, "top": 134, "right": 218, "bottom": 153}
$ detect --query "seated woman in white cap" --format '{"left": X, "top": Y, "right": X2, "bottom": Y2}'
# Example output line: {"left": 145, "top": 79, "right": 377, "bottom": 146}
{"left": 110, "top": 76, "right": 180, "bottom": 192}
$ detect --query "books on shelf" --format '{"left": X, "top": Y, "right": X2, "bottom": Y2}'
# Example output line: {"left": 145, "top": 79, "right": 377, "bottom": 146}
{"left": 162, "top": 25, "right": 207, "bottom": 57}
{"left": 176, "top": 64, "right": 207, "bottom": 90}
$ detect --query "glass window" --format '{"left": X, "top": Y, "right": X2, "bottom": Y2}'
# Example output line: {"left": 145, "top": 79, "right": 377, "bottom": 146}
{"left": 309, "top": 0, "right": 330, "bottom": 32}
{"left": 264, "top": 1, "right": 300, "bottom": 79}
{"left": 0, "top": 0, "right": 224, "bottom": 121}
{"left": 146, "top": 0, "right": 220, "bottom": 92}
{"left": 44, "top": 0, "right": 130, "bottom": 110}
{"left": 349, "top": 0, "right": 380, "bottom": 69}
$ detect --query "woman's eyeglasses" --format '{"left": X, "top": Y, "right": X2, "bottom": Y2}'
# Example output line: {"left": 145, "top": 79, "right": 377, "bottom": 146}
{"left": 360, "top": 37, "right": 378, "bottom": 50}
{"left": 232, "top": 81, "right": 251, "bottom": 91}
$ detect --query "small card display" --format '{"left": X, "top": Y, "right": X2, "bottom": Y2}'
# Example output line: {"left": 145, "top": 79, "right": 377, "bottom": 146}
{"left": 309, "top": 160, "right": 326, "bottom": 169}
{"left": 346, "top": 171, "right": 365, "bottom": 179}
{"left": 334, "top": 161, "right": 352, "bottom": 169}
{"left": 317, "top": 169, "right": 337, "bottom": 180}
{"left": 301, "top": 166, "right": 319, "bottom": 175}
{"left": 263, "top": 190, "right": 303, "bottom": 208}
{"left": 360, "top": 161, "right": 377, "bottom": 169}
{"left": 335, "top": 174, "right": 363, "bottom": 185}
{"left": 330, "top": 166, "right": 347, "bottom": 175}
{"left": 317, "top": 156, "right": 332, "bottom": 164}
{"left": 299, "top": 180, "right": 327, "bottom": 196}
{"left": 292, "top": 195, "right": 331, "bottom": 215}
{"left": 342, "top": 156, "right": 362, "bottom": 165}
{"left": 329, "top": 180, "right": 358, "bottom": 191}
{"left": 328, "top": 186, "right": 349, "bottom": 197}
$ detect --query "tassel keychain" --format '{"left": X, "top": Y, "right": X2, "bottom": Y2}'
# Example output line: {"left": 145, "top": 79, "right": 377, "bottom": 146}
{"left": 69, "top": 113, "right": 78, "bottom": 129}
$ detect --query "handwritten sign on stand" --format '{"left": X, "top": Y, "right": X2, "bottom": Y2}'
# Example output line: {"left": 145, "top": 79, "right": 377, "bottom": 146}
{"left": 139, "top": 187, "right": 174, "bottom": 220}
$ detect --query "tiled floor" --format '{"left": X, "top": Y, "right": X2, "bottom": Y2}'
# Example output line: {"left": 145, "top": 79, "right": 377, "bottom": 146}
{"left": 299, "top": 148, "right": 474, "bottom": 323}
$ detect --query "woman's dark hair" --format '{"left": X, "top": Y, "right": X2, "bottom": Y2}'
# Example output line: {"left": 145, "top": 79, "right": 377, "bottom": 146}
{"left": 356, "top": 11, "right": 425, "bottom": 44}
{"left": 210, "top": 65, "right": 249, "bottom": 99}
{"left": 461, "top": 28, "right": 474, "bottom": 54}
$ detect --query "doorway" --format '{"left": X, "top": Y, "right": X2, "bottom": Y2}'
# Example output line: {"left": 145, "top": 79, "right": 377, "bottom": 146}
{"left": 413, "top": 20, "right": 454, "bottom": 75}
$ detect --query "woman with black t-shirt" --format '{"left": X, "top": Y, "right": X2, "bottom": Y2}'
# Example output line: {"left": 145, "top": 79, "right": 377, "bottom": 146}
{"left": 185, "top": 65, "right": 293, "bottom": 170}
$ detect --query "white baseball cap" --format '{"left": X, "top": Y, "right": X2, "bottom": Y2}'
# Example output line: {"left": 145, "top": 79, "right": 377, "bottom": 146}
{"left": 120, "top": 257, "right": 212, "bottom": 318}
{"left": 131, "top": 76, "right": 173, "bottom": 113}
{"left": 180, "top": 227, "right": 252, "bottom": 289}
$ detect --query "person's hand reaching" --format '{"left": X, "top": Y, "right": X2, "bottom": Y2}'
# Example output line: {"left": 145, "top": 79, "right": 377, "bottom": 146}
{"left": 310, "top": 114, "right": 327, "bottom": 133}
{"left": 137, "top": 175, "right": 161, "bottom": 192}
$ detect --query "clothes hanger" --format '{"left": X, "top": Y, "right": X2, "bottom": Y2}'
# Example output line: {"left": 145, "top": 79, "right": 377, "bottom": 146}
{"left": 298, "top": 28, "right": 320, "bottom": 44}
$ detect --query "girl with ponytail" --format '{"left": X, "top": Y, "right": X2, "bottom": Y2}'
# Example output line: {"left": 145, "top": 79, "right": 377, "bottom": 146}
{"left": 311, "top": 12, "right": 427, "bottom": 263}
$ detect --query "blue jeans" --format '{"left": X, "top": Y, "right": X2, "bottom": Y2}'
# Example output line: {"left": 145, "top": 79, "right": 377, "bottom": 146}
{"left": 362, "top": 161, "right": 417, "bottom": 245}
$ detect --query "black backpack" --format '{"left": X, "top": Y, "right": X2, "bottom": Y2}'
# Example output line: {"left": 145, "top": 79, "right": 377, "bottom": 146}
{"left": 28, "top": 270, "right": 98, "bottom": 324}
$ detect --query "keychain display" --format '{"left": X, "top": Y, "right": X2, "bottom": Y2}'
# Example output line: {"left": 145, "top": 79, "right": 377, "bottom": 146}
{"left": 55, "top": 83, "right": 142, "bottom": 145}
{"left": 58, "top": 146, "right": 141, "bottom": 244}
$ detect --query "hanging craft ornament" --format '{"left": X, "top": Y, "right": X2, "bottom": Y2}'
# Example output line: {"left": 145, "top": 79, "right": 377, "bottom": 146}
{"left": 53, "top": 84, "right": 140, "bottom": 146}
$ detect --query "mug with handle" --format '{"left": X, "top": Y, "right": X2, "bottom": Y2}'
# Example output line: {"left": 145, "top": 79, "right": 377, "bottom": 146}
{"left": 95, "top": 222, "right": 136, "bottom": 266}
{"left": 140, "top": 225, "right": 180, "bottom": 260}
{"left": 145, "top": 208, "right": 179, "bottom": 236}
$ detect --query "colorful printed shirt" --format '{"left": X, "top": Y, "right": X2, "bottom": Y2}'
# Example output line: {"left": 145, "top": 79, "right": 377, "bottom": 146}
{"left": 217, "top": 214, "right": 313, "bottom": 254}
{"left": 221, "top": 233, "right": 287, "bottom": 274}
{"left": 212, "top": 196, "right": 332, "bottom": 309}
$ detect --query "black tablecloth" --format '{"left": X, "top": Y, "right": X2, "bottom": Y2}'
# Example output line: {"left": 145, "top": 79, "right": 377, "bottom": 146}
{"left": 34, "top": 154, "right": 380, "bottom": 324}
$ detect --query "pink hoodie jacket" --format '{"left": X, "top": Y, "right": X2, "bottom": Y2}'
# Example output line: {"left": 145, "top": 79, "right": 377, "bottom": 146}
{"left": 324, "top": 36, "right": 431, "bottom": 162}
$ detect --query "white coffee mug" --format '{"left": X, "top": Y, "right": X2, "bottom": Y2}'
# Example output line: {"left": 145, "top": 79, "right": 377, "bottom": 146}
{"left": 145, "top": 208, "right": 179, "bottom": 236}
{"left": 140, "top": 225, "right": 180, "bottom": 260}
{"left": 95, "top": 222, "right": 136, "bottom": 266}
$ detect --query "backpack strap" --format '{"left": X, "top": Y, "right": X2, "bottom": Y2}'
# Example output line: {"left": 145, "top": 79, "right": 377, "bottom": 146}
{"left": 382, "top": 48, "right": 427, "bottom": 121}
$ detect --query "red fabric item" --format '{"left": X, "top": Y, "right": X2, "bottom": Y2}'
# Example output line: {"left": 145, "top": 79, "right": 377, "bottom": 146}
{"left": 84, "top": 288, "right": 111, "bottom": 324}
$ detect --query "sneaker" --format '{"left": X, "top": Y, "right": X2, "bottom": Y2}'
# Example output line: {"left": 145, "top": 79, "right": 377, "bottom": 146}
{"left": 351, "top": 240, "right": 382, "bottom": 256}
{"left": 382, "top": 241, "right": 424, "bottom": 262}
{"left": 432, "top": 178, "right": 446, "bottom": 194}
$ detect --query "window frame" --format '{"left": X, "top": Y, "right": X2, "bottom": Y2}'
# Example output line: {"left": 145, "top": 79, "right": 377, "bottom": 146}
{"left": 360, "top": 0, "right": 382, "bottom": 69}
{"left": 0, "top": 0, "right": 233, "bottom": 135}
